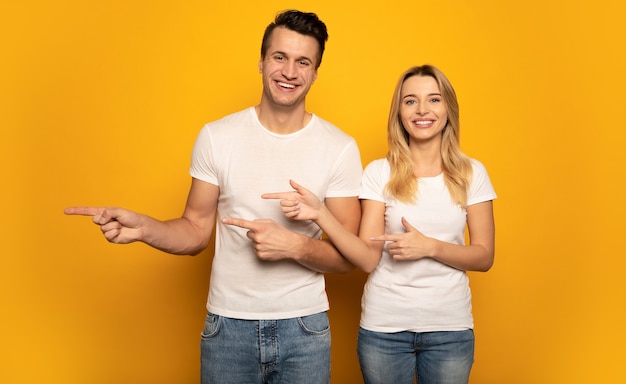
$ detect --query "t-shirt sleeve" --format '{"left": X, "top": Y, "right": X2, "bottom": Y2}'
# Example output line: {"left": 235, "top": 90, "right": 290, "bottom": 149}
{"left": 325, "top": 139, "right": 363, "bottom": 198}
{"left": 189, "top": 124, "right": 219, "bottom": 186}
{"left": 359, "top": 159, "right": 388, "bottom": 202}
{"left": 467, "top": 159, "right": 497, "bottom": 206}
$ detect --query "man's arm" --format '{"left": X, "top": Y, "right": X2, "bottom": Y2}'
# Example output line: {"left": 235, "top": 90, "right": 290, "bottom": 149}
{"left": 296, "top": 195, "right": 361, "bottom": 273}
{"left": 222, "top": 195, "right": 360, "bottom": 273}
{"left": 262, "top": 180, "right": 384, "bottom": 272}
{"left": 65, "top": 178, "right": 219, "bottom": 256}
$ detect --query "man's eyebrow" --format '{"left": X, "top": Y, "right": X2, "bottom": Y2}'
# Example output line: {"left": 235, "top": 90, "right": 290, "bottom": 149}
{"left": 270, "top": 50, "right": 314, "bottom": 63}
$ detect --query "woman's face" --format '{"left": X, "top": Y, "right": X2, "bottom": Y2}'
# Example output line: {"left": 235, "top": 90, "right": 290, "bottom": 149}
{"left": 399, "top": 75, "right": 448, "bottom": 144}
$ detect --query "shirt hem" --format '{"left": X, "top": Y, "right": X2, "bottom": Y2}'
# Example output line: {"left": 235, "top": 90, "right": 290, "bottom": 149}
{"left": 207, "top": 304, "right": 330, "bottom": 320}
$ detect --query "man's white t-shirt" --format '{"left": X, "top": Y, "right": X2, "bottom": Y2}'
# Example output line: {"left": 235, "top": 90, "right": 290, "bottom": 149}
{"left": 190, "top": 107, "right": 362, "bottom": 320}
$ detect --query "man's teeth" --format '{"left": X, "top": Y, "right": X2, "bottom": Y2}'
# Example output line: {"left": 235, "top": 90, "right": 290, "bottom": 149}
{"left": 278, "top": 82, "right": 295, "bottom": 89}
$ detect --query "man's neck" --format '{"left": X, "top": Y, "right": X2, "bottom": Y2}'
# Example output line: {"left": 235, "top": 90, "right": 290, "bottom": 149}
{"left": 255, "top": 102, "right": 312, "bottom": 134}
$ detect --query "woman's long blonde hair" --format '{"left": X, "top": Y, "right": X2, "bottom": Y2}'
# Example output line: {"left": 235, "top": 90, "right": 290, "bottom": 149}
{"left": 385, "top": 65, "right": 472, "bottom": 207}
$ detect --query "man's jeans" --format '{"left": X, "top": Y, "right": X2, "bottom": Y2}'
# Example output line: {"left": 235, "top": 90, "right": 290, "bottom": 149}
{"left": 200, "top": 312, "right": 331, "bottom": 384}
{"left": 357, "top": 327, "right": 474, "bottom": 384}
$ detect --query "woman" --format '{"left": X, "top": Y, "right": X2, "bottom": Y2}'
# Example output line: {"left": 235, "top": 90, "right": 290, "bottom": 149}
{"left": 263, "top": 64, "right": 497, "bottom": 384}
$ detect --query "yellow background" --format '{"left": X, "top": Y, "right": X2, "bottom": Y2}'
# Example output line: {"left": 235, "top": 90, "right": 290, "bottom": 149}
{"left": 2, "top": 0, "right": 625, "bottom": 383}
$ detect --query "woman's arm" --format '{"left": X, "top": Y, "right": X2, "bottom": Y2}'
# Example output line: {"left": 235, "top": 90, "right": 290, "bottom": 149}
{"left": 379, "top": 200, "right": 495, "bottom": 272}
{"left": 263, "top": 180, "right": 386, "bottom": 272}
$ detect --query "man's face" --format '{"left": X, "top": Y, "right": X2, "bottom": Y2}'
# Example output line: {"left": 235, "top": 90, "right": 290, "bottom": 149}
{"left": 258, "top": 27, "right": 319, "bottom": 108}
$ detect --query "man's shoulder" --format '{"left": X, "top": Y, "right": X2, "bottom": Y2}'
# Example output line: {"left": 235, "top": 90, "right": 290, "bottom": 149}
{"left": 210, "top": 107, "right": 253, "bottom": 125}
{"left": 311, "top": 114, "right": 356, "bottom": 142}
{"left": 199, "top": 107, "right": 254, "bottom": 133}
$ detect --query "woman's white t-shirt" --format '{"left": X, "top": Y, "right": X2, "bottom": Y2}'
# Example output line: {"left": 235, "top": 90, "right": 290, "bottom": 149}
{"left": 359, "top": 158, "right": 497, "bottom": 332}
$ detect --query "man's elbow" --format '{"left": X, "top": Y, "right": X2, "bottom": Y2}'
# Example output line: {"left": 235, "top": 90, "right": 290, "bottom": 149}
{"left": 174, "top": 238, "right": 210, "bottom": 256}
{"left": 329, "top": 258, "right": 356, "bottom": 274}
{"left": 318, "top": 248, "right": 356, "bottom": 273}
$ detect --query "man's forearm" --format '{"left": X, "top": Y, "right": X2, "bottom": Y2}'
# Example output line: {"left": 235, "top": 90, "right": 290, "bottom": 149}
{"left": 293, "top": 234, "right": 354, "bottom": 273}
{"left": 141, "top": 216, "right": 211, "bottom": 256}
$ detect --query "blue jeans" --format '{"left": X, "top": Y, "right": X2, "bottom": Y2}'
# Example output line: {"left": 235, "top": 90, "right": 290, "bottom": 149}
{"left": 200, "top": 312, "right": 331, "bottom": 384}
{"left": 357, "top": 327, "right": 474, "bottom": 384}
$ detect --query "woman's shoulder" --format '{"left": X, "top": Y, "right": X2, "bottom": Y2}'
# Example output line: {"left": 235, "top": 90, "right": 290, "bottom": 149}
{"left": 468, "top": 158, "right": 491, "bottom": 176}
{"left": 364, "top": 157, "right": 390, "bottom": 171}
{"left": 362, "top": 158, "right": 391, "bottom": 185}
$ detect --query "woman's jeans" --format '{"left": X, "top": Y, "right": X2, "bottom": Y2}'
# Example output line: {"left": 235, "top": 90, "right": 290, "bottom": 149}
{"left": 200, "top": 312, "right": 331, "bottom": 384}
{"left": 357, "top": 327, "right": 474, "bottom": 384}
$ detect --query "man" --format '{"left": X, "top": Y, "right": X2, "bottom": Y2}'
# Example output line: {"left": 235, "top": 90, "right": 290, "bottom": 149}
{"left": 65, "top": 9, "right": 362, "bottom": 384}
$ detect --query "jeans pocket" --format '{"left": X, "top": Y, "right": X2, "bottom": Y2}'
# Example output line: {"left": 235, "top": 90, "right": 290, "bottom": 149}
{"left": 297, "top": 312, "right": 330, "bottom": 336}
{"left": 200, "top": 312, "right": 222, "bottom": 340}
